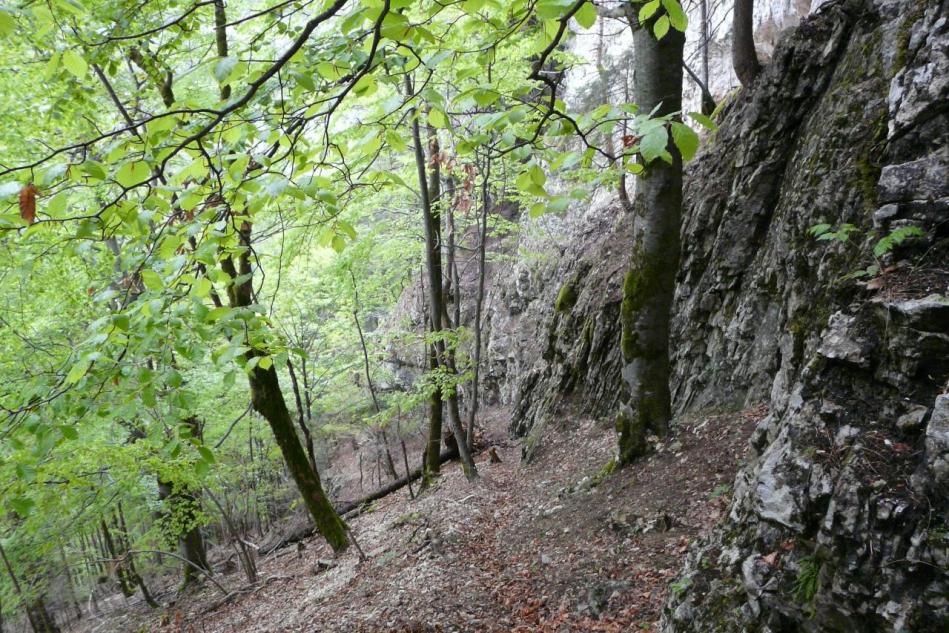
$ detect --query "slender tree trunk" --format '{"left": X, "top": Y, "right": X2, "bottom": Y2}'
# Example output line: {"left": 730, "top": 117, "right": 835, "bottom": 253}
{"left": 221, "top": 223, "right": 348, "bottom": 553}
{"left": 395, "top": 414, "right": 415, "bottom": 499}
{"left": 109, "top": 513, "right": 158, "bottom": 607}
{"left": 349, "top": 269, "right": 399, "bottom": 481}
{"left": 407, "top": 76, "right": 478, "bottom": 482}
{"left": 700, "top": 0, "right": 710, "bottom": 90}
{"left": 287, "top": 360, "right": 318, "bottom": 473}
{"left": 418, "top": 269, "right": 443, "bottom": 482}
{"left": 58, "top": 543, "right": 83, "bottom": 621}
{"left": 205, "top": 489, "right": 258, "bottom": 584}
{"left": 466, "top": 154, "right": 491, "bottom": 448}
{"left": 732, "top": 0, "right": 761, "bottom": 87}
{"left": 617, "top": 16, "right": 685, "bottom": 464}
{"left": 0, "top": 544, "right": 60, "bottom": 633}
{"left": 100, "top": 520, "right": 134, "bottom": 597}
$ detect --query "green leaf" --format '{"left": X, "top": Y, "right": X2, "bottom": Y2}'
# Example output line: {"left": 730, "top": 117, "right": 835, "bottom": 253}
{"left": 0, "top": 10, "right": 15, "bottom": 37}
{"left": 661, "top": 0, "right": 688, "bottom": 31}
{"left": 60, "top": 425, "right": 79, "bottom": 440}
{"left": 115, "top": 161, "right": 150, "bottom": 188}
{"left": 638, "top": 0, "right": 660, "bottom": 23}
{"left": 65, "top": 360, "right": 90, "bottom": 385}
{"left": 141, "top": 269, "right": 162, "bottom": 290}
{"left": 687, "top": 111, "right": 718, "bottom": 131}
{"left": 574, "top": 1, "right": 597, "bottom": 29}
{"left": 385, "top": 129, "right": 407, "bottom": 152}
{"left": 353, "top": 73, "right": 377, "bottom": 97}
{"left": 197, "top": 445, "right": 215, "bottom": 463}
{"left": 671, "top": 122, "right": 700, "bottom": 161}
{"left": 214, "top": 56, "right": 238, "bottom": 83}
{"left": 548, "top": 196, "right": 570, "bottom": 213}
{"left": 195, "top": 459, "right": 210, "bottom": 478}
{"left": 62, "top": 49, "right": 87, "bottom": 79}
{"left": 257, "top": 356, "right": 273, "bottom": 370}
{"left": 639, "top": 127, "right": 669, "bottom": 163}
{"left": 192, "top": 277, "right": 213, "bottom": 298}
{"left": 10, "top": 496, "right": 34, "bottom": 518}
{"left": 653, "top": 15, "right": 670, "bottom": 39}
{"left": 428, "top": 108, "right": 448, "bottom": 128}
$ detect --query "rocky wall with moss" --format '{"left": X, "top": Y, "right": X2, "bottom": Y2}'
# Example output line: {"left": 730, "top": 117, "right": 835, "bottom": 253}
{"left": 662, "top": 0, "right": 949, "bottom": 630}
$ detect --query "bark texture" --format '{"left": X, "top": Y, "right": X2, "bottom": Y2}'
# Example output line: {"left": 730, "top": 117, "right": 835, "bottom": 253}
{"left": 222, "top": 222, "right": 349, "bottom": 553}
{"left": 732, "top": 0, "right": 761, "bottom": 87}
{"left": 616, "top": 21, "right": 685, "bottom": 464}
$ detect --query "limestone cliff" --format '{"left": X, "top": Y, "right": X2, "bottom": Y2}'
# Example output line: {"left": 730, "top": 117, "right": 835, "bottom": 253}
{"left": 482, "top": 0, "right": 947, "bottom": 628}
{"left": 662, "top": 0, "right": 949, "bottom": 630}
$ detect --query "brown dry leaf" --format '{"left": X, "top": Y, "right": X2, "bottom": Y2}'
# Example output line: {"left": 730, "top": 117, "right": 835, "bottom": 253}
{"left": 19, "top": 184, "right": 37, "bottom": 224}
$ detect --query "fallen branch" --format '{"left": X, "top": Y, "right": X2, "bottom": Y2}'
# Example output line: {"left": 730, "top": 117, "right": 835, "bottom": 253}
{"left": 258, "top": 446, "right": 459, "bottom": 555}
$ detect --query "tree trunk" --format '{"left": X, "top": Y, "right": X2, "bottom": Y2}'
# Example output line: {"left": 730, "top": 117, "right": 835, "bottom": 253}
{"left": 407, "top": 77, "right": 478, "bottom": 482}
{"left": 109, "top": 513, "right": 158, "bottom": 607}
{"left": 99, "top": 520, "right": 134, "bottom": 597}
{"left": 287, "top": 360, "right": 318, "bottom": 473}
{"left": 204, "top": 488, "right": 258, "bottom": 584}
{"left": 732, "top": 0, "right": 761, "bottom": 87}
{"left": 0, "top": 544, "right": 61, "bottom": 633}
{"left": 466, "top": 154, "right": 491, "bottom": 448}
{"left": 158, "top": 480, "right": 211, "bottom": 587}
{"left": 617, "top": 17, "right": 685, "bottom": 464}
{"left": 221, "top": 224, "right": 349, "bottom": 553}
{"left": 423, "top": 342, "right": 444, "bottom": 481}
{"left": 58, "top": 543, "right": 83, "bottom": 621}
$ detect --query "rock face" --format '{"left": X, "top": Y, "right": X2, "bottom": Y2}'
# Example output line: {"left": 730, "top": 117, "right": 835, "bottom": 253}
{"left": 482, "top": 0, "right": 947, "bottom": 628}
{"left": 479, "top": 193, "right": 631, "bottom": 442}
{"left": 659, "top": 0, "right": 949, "bottom": 631}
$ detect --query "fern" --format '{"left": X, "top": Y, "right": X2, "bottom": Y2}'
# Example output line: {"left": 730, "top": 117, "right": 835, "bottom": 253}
{"left": 872, "top": 226, "right": 925, "bottom": 257}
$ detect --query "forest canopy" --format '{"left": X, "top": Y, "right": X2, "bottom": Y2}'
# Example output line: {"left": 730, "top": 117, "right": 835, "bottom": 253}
{"left": 0, "top": 0, "right": 702, "bottom": 627}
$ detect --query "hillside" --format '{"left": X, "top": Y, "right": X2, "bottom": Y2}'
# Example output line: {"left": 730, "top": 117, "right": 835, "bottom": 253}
{"left": 0, "top": 0, "right": 945, "bottom": 632}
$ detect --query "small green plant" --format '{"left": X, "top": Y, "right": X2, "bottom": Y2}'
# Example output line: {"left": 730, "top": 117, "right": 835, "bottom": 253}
{"left": 709, "top": 483, "right": 732, "bottom": 500}
{"left": 808, "top": 223, "right": 926, "bottom": 280}
{"left": 670, "top": 576, "right": 692, "bottom": 596}
{"left": 793, "top": 555, "right": 822, "bottom": 610}
{"left": 872, "top": 225, "right": 925, "bottom": 257}
{"left": 589, "top": 458, "right": 618, "bottom": 487}
{"left": 808, "top": 223, "right": 859, "bottom": 243}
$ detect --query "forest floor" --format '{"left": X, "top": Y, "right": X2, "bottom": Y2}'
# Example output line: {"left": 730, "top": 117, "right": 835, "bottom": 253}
{"left": 67, "top": 405, "right": 764, "bottom": 633}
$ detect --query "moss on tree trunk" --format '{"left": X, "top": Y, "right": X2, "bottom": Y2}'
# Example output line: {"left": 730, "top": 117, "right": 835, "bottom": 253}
{"left": 617, "top": 19, "right": 684, "bottom": 465}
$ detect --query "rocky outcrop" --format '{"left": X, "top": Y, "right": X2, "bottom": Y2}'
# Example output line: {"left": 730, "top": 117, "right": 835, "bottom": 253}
{"left": 661, "top": 0, "right": 949, "bottom": 631}
{"left": 479, "top": 194, "right": 630, "bottom": 441}
{"left": 483, "top": 0, "right": 947, "bottom": 627}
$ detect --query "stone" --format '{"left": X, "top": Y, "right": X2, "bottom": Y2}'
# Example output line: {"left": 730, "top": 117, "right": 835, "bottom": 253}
{"left": 817, "top": 312, "right": 867, "bottom": 366}
{"left": 873, "top": 203, "right": 900, "bottom": 227}
{"left": 926, "top": 394, "right": 949, "bottom": 484}
{"left": 896, "top": 405, "right": 928, "bottom": 432}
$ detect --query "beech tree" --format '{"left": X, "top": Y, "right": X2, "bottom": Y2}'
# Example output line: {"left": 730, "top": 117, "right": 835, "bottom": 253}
{"left": 0, "top": 0, "right": 709, "bottom": 624}
{"left": 614, "top": 0, "right": 710, "bottom": 463}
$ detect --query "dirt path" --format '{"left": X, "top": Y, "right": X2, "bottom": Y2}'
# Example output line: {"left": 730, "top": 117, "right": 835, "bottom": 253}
{"left": 69, "top": 406, "right": 763, "bottom": 633}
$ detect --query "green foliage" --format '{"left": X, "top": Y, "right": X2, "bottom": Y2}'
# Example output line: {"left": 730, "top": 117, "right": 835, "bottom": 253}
{"left": 872, "top": 225, "right": 924, "bottom": 257}
{"left": 809, "top": 222, "right": 926, "bottom": 280}
{"left": 670, "top": 575, "right": 692, "bottom": 596}
{"left": 793, "top": 555, "right": 822, "bottom": 610}
{"left": 0, "top": 0, "right": 708, "bottom": 612}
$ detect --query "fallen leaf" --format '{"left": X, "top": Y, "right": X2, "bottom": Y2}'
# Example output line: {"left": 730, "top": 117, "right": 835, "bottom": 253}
{"left": 19, "top": 184, "right": 37, "bottom": 224}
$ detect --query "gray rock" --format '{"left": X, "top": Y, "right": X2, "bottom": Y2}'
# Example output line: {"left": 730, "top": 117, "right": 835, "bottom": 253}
{"left": 926, "top": 394, "right": 949, "bottom": 484}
